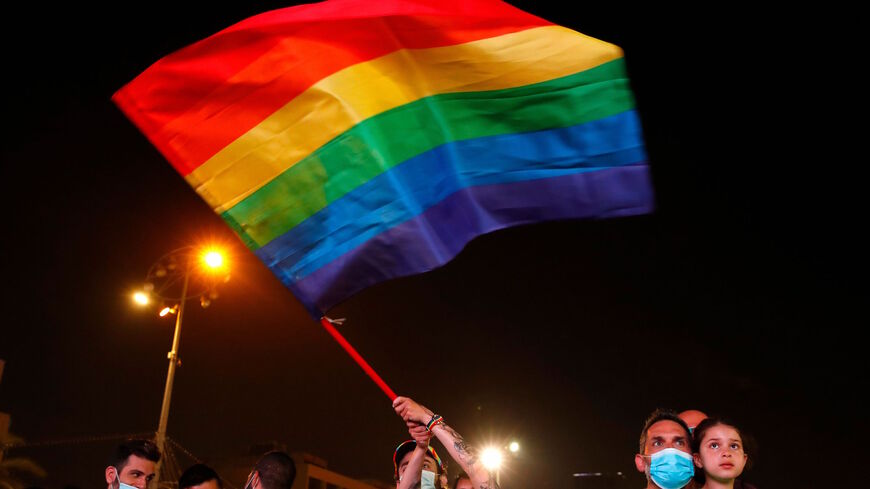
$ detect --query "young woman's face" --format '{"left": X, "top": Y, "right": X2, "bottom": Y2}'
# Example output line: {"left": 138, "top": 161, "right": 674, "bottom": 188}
{"left": 693, "top": 424, "right": 748, "bottom": 482}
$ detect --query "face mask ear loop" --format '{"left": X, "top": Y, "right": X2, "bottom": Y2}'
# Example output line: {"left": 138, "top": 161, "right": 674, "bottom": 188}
{"left": 246, "top": 471, "right": 257, "bottom": 489}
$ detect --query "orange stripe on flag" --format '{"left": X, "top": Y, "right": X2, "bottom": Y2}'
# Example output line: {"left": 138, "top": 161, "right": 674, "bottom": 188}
{"left": 112, "top": 0, "right": 551, "bottom": 176}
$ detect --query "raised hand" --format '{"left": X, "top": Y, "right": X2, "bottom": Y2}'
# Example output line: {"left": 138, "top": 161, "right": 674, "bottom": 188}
{"left": 409, "top": 423, "right": 431, "bottom": 445}
{"left": 393, "top": 396, "right": 434, "bottom": 425}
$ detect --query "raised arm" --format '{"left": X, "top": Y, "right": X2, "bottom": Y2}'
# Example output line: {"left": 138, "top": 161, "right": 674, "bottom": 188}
{"left": 397, "top": 443, "right": 429, "bottom": 489}
{"left": 393, "top": 396, "right": 497, "bottom": 489}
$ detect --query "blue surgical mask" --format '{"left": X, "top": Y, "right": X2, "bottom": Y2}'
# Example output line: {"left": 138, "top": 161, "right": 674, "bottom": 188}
{"left": 647, "top": 448, "right": 694, "bottom": 489}
{"left": 114, "top": 468, "right": 139, "bottom": 489}
{"left": 420, "top": 470, "right": 437, "bottom": 489}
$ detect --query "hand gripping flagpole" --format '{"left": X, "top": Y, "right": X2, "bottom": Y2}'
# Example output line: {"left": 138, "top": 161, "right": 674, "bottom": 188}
{"left": 319, "top": 316, "right": 397, "bottom": 401}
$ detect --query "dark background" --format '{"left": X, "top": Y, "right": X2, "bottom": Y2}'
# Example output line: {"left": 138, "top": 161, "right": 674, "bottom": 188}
{"left": 0, "top": 2, "right": 860, "bottom": 488}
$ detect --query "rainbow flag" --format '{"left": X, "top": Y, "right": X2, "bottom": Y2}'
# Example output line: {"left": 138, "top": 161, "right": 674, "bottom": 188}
{"left": 113, "top": 0, "right": 653, "bottom": 317}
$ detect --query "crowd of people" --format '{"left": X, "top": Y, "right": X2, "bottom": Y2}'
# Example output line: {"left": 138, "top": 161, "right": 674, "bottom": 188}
{"left": 104, "top": 398, "right": 755, "bottom": 489}
{"left": 104, "top": 441, "right": 295, "bottom": 489}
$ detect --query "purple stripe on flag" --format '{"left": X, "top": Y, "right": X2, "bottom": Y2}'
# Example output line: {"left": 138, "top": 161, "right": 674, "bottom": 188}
{"left": 284, "top": 164, "right": 653, "bottom": 315}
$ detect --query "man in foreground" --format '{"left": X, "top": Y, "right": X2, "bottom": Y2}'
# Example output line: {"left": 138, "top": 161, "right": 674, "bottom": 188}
{"left": 634, "top": 408, "right": 695, "bottom": 489}
{"left": 104, "top": 439, "right": 161, "bottom": 489}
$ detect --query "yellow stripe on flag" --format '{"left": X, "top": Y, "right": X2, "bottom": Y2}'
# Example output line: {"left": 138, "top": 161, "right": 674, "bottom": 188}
{"left": 188, "top": 26, "right": 623, "bottom": 213}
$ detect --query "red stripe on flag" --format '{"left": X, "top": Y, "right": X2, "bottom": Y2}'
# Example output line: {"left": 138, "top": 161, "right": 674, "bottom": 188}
{"left": 113, "top": 0, "right": 551, "bottom": 176}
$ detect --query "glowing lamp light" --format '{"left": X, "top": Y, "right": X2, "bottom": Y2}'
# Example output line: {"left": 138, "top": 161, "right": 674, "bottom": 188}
{"left": 159, "top": 306, "right": 177, "bottom": 317}
{"left": 202, "top": 250, "right": 224, "bottom": 269}
{"left": 509, "top": 441, "right": 520, "bottom": 453}
{"left": 133, "top": 292, "right": 150, "bottom": 306}
{"left": 481, "top": 447, "right": 503, "bottom": 471}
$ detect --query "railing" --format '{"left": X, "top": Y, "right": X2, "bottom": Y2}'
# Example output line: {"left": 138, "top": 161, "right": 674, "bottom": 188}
{"left": 292, "top": 456, "right": 384, "bottom": 489}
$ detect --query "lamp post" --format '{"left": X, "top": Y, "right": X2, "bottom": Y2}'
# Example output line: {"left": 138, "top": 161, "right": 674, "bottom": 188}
{"left": 132, "top": 245, "right": 228, "bottom": 487}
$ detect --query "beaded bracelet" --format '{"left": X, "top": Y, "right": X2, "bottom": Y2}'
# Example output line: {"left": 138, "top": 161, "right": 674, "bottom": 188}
{"left": 426, "top": 414, "right": 444, "bottom": 431}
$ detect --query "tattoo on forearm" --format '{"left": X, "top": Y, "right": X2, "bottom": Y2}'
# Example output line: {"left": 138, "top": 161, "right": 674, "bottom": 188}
{"left": 455, "top": 438, "right": 477, "bottom": 466}
{"left": 441, "top": 422, "right": 498, "bottom": 488}
{"left": 445, "top": 424, "right": 478, "bottom": 466}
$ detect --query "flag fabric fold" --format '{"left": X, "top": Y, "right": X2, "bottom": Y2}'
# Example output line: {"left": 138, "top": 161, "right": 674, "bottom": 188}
{"left": 114, "top": 0, "right": 654, "bottom": 317}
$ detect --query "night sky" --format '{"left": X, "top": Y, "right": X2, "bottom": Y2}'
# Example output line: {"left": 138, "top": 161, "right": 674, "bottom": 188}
{"left": 0, "top": 2, "right": 860, "bottom": 489}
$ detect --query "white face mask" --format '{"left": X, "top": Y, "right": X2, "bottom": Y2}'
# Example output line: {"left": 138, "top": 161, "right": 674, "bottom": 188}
{"left": 420, "top": 470, "right": 437, "bottom": 489}
{"left": 114, "top": 467, "right": 139, "bottom": 489}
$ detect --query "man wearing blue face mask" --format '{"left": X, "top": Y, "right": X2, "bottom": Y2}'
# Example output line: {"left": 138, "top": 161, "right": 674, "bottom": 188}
{"left": 634, "top": 409, "right": 695, "bottom": 489}
{"left": 104, "top": 439, "right": 161, "bottom": 489}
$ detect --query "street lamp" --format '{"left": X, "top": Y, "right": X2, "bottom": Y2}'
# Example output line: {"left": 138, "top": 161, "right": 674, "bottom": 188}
{"left": 131, "top": 245, "right": 229, "bottom": 487}
{"left": 481, "top": 447, "right": 503, "bottom": 486}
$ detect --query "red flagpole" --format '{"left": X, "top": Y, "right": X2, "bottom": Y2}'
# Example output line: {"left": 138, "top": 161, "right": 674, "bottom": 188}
{"left": 319, "top": 316, "right": 397, "bottom": 401}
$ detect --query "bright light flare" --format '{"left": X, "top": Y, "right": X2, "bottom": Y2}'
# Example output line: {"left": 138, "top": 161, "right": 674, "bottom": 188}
{"left": 509, "top": 441, "right": 520, "bottom": 453}
{"left": 202, "top": 250, "right": 225, "bottom": 269}
{"left": 481, "top": 447, "right": 503, "bottom": 471}
{"left": 159, "top": 306, "right": 176, "bottom": 317}
{"left": 133, "top": 292, "right": 150, "bottom": 306}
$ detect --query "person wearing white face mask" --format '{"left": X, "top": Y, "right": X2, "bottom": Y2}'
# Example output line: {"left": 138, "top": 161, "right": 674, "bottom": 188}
{"left": 104, "top": 439, "right": 161, "bottom": 489}
{"left": 393, "top": 396, "right": 497, "bottom": 489}
{"left": 634, "top": 409, "right": 696, "bottom": 489}
{"left": 393, "top": 438, "right": 445, "bottom": 489}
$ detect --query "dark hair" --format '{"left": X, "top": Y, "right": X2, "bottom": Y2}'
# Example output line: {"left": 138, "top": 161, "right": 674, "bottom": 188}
{"left": 253, "top": 451, "right": 296, "bottom": 489}
{"left": 638, "top": 408, "right": 692, "bottom": 454}
{"left": 110, "top": 439, "right": 161, "bottom": 470}
{"left": 179, "top": 464, "right": 222, "bottom": 489}
{"left": 451, "top": 473, "right": 470, "bottom": 489}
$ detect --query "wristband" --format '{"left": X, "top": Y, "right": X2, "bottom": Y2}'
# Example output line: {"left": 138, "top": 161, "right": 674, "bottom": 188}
{"left": 426, "top": 414, "right": 444, "bottom": 431}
